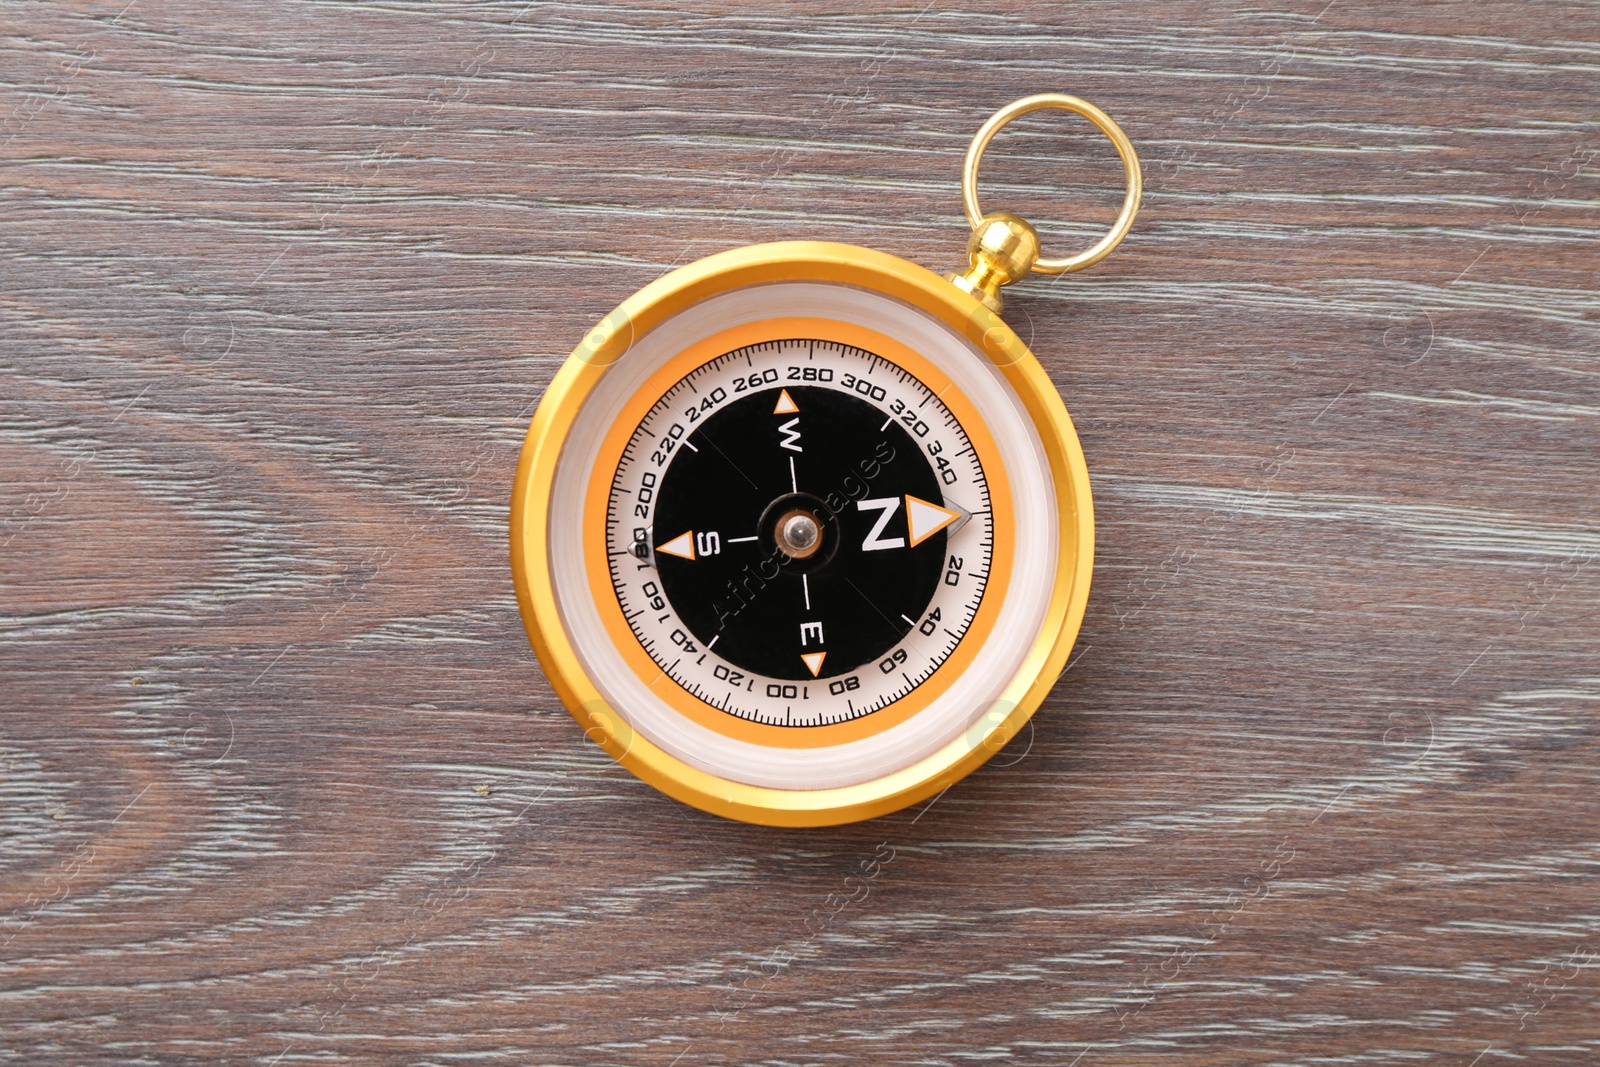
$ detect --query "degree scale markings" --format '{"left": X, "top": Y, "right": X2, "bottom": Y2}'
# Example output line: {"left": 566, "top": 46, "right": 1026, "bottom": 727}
{"left": 606, "top": 338, "right": 994, "bottom": 728}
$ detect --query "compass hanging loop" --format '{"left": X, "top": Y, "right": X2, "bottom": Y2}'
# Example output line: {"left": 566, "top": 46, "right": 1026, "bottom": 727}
{"left": 947, "top": 93, "right": 1142, "bottom": 312}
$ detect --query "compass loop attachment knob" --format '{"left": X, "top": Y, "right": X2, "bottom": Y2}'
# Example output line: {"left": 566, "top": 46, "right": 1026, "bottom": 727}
{"left": 947, "top": 211, "right": 1040, "bottom": 314}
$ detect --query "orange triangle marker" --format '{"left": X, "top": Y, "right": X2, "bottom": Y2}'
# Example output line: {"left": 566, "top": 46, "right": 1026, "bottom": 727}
{"left": 773, "top": 389, "right": 799, "bottom": 415}
{"left": 656, "top": 531, "right": 695, "bottom": 560}
{"left": 904, "top": 495, "right": 962, "bottom": 548}
{"left": 801, "top": 651, "right": 826, "bottom": 677}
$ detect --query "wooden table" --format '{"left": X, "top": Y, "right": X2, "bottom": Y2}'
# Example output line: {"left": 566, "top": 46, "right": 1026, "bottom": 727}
{"left": 4, "top": 3, "right": 1597, "bottom": 1063}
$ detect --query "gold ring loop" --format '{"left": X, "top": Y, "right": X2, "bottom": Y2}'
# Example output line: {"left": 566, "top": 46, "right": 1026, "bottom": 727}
{"left": 961, "top": 93, "right": 1142, "bottom": 275}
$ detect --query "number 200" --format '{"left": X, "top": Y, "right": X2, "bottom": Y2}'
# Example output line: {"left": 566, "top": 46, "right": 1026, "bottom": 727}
{"left": 633, "top": 471, "right": 656, "bottom": 519}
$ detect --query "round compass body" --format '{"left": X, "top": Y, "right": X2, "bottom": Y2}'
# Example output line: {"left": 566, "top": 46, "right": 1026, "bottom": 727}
{"left": 511, "top": 242, "right": 1094, "bottom": 825}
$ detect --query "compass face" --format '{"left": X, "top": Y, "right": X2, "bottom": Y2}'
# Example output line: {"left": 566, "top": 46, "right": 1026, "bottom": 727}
{"left": 604, "top": 340, "right": 993, "bottom": 728}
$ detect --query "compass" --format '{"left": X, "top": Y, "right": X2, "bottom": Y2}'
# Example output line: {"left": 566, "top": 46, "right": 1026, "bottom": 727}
{"left": 511, "top": 95, "right": 1142, "bottom": 825}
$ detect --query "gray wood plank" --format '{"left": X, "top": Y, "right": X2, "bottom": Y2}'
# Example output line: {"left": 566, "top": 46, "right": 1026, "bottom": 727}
{"left": 2, "top": 2, "right": 1597, "bottom": 1063}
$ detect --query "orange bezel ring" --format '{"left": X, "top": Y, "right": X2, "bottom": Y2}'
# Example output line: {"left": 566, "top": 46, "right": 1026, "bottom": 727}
{"left": 581, "top": 317, "right": 1015, "bottom": 750}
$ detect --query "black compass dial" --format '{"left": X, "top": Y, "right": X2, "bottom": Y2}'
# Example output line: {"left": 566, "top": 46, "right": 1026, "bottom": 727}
{"left": 651, "top": 386, "right": 950, "bottom": 681}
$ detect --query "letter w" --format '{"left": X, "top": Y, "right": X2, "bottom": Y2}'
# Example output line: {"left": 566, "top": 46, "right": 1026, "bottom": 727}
{"left": 778, "top": 417, "right": 802, "bottom": 452}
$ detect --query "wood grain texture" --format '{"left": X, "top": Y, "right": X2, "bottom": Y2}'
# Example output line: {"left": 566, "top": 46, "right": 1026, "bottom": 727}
{"left": 3, "top": 1, "right": 1598, "bottom": 1063}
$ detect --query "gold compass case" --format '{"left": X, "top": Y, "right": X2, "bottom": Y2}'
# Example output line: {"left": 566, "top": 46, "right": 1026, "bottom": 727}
{"left": 510, "top": 241, "right": 1094, "bottom": 826}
